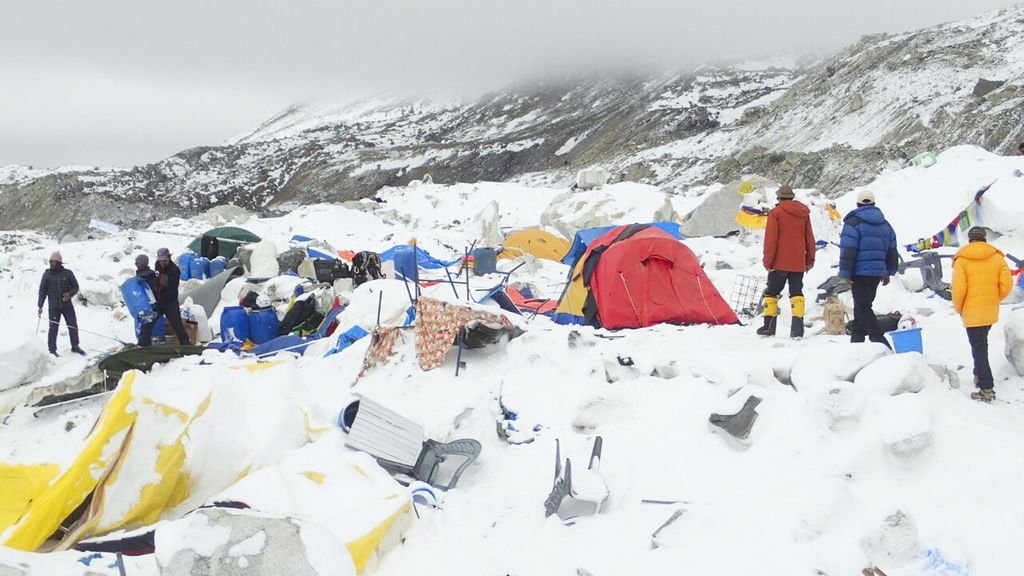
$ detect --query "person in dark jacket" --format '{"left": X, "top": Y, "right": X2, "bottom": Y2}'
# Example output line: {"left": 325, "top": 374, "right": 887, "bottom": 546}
{"left": 758, "top": 185, "right": 816, "bottom": 338}
{"left": 838, "top": 191, "right": 899, "bottom": 349}
{"left": 138, "top": 248, "right": 192, "bottom": 346}
{"left": 37, "top": 251, "right": 85, "bottom": 356}
{"left": 135, "top": 254, "right": 159, "bottom": 295}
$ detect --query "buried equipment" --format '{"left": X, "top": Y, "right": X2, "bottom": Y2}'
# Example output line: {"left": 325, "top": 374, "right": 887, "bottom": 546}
{"left": 340, "top": 397, "right": 481, "bottom": 490}
{"left": 544, "top": 437, "right": 609, "bottom": 521}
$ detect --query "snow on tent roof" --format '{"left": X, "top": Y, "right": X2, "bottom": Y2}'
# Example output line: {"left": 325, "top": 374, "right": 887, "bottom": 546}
{"left": 562, "top": 222, "right": 683, "bottom": 266}
{"left": 836, "top": 146, "right": 1024, "bottom": 245}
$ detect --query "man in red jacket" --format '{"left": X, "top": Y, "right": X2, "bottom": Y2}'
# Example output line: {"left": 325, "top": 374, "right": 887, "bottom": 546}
{"left": 758, "top": 185, "right": 816, "bottom": 338}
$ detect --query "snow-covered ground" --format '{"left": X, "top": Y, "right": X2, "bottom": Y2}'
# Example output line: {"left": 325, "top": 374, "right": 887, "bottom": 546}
{"left": 1, "top": 146, "right": 1023, "bottom": 575}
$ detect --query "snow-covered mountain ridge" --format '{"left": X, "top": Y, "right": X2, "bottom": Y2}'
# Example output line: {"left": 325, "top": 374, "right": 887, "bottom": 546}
{"left": 2, "top": 5, "right": 1023, "bottom": 236}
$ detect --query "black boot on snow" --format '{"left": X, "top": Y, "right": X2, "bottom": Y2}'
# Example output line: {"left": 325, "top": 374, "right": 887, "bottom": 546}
{"left": 791, "top": 317, "right": 804, "bottom": 339}
{"left": 756, "top": 316, "right": 777, "bottom": 337}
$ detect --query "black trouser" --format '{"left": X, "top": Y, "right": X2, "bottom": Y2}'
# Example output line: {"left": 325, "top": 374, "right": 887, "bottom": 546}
{"left": 764, "top": 270, "right": 804, "bottom": 298}
{"left": 138, "top": 300, "right": 191, "bottom": 347}
{"left": 848, "top": 276, "right": 891, "bottom": 348}
{"left": 47, "top": 304, "right": 80, "bottom": 353}
{"left": 967, "top": 325, "right": 993, "bottom": 389}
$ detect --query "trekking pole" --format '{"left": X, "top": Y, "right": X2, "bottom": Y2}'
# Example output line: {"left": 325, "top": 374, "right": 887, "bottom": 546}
{"left": 35, "top": 314, "right": 41, "bottom": 335}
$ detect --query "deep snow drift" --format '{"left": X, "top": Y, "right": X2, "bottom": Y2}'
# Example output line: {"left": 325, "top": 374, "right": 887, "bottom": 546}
{"left": 0, "top": 146, "right": 1023, "bottom": 575}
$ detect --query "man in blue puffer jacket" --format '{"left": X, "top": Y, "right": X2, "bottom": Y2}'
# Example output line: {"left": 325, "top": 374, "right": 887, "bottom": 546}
{"left": 839, "top": 191, "right": 899, "bottom": 349}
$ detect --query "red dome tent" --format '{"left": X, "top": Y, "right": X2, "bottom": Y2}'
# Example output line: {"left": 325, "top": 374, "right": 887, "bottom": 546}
{"left": 579, "top": 224, "right": 738, "bottom": 329}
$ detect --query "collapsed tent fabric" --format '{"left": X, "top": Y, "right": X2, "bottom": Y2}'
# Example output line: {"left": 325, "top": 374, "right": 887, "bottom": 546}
{"left": 97, "top": 344, "right": 206, "bottom": 388}
{"left": 186, "top": 227, "right": 261, "bottom": 260}
{"left": 554, "top": 225, "right": 738, "bottom": 329}
{"left": 562, "top": 222, "right": 682, "bottom": 266}
{"left": 379, "top": 245, "right": 461, "bottom": 272}
{"left": 0, "top": 363, "right": 313, "bottom": 552}
{"left": 178, "top": 265, "right": 245, "bottom": 318}
{"left": 500, "top": 229, "right": 571, "bottom": 262}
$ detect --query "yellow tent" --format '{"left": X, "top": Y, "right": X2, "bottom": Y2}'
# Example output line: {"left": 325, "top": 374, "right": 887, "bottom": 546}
{"left": 500, "top": 229, "right": 570, "bottom": 262}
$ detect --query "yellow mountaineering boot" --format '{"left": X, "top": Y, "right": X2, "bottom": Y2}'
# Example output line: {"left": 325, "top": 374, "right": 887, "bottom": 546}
{"left": 757, "top": 296, "right": 779, "bottom": 337}
{"left": 790, "top": 296, "right": 806, "bottom": 339}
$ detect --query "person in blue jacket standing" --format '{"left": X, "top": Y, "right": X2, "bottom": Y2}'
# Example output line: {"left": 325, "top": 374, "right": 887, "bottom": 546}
{"left": 838, "top": 191, "right": 899, "bottom": 349}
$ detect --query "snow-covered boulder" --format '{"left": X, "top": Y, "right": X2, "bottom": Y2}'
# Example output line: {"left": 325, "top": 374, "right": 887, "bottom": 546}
{"left": 540, "top": 183, "right": 677, "bottom": 240}
{"left": 1004, "top": 309, "right": 1024, "bottom": 377}
{"left": 790, "top": 343, "right": 889, "bottom": 389}
{"left": 861, "top": 510, "right": 921, "bottom": 568}
{"left": 853, "top": 352, "right": 940, "bottom": 395}
{"left": 249, "top": 240, "right": 280, "bottom": 278}
{"left": 0, "top": 339, "right": 48, "bottom": 392}
{"left": 871, "top": 395, "right": 933, "bottom": 460}
{"left": 156, "top": 509, "right": 354, "bottom": 576}
{"left": 77, "top": 278, "right": 121, "bottom": 307}
{"left": 805, "top": 381, "right": 867, "bottom": 430}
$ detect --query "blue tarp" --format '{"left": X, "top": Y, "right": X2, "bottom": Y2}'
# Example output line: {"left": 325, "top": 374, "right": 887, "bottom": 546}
{"left": 561, "top": 222, "right": 684, "bottom": 267}
{"left": 290, "top": 234, "right": 337, "bottom": 260}
{"left": 379, "top": 245, "right": 461, "bottom": 271}
{"left": 325, "top": 325, "right": 370, "bottom": 357}
{"left": 251, "top": 334, "right": 316, "bottom": 357}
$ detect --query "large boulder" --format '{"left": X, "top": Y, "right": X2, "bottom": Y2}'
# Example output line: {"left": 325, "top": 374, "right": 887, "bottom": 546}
{"left": 156, "top": 509, "right": 354, "bottom": 576}
{"left": 1004, "top": 309, "right": 1024, "bottom": 377}
{"left": 853, "top": 352, "right": 940, "bottom": 395}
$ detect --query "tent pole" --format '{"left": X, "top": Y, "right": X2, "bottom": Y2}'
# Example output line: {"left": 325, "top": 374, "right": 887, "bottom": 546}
{"left": 444, "top": 267, "right": 461, "bottom": 299}
{"left": 376, "top": 291, "right": 383, "bottom": 327}
{"left": 454, "top": 328, "right": 465, "bottom": 377}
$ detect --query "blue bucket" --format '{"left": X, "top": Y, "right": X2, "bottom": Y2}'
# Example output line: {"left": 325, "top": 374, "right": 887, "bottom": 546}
{"left": 220, "top": 306, "right": 250, "bottom": 342}
{"left": 890, "top": 328, "right": 923, "bottom": 354}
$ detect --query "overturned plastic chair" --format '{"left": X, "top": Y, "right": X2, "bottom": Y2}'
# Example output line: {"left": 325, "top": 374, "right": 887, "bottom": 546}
{"left": 341, "top": 396, "right": 481, "bottom": 490}
{"left": 544, "top": 437, "right": 608, "bottom": 521}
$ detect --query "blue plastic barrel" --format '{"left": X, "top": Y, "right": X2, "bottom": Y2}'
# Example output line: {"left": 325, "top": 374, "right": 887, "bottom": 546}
{"left": 220, "top": 306, "right": 250, "bottom": 342}
{"left": 178, "top": 252, "right": 196, "bottom": 281}
{"left": 248, "top": 308, "right": 280, "bottom": 345}
{"left": 135, "top": 316, "right": 166, "bottom": 341}
{"left": 121, "top": 277, "right": 156, "bottom": 322}
{"left": 472, "top": 247, "right": 497, "bottom": 276}
{"left": 890, "top": 328, "right": 923, "bottom": 354}
{"left": 189, "top": 258, "right": 205, "bottom": 281}
{"left": 200, "top": 257, "right": 211, "bottom": 279}
{"left": 209, "top": 257, "right": 227, "bottom": 278}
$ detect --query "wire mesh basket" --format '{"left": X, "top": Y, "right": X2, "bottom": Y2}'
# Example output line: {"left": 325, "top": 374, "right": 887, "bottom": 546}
{"left": 729, "top": 274, "right": 766, "bottom": 318}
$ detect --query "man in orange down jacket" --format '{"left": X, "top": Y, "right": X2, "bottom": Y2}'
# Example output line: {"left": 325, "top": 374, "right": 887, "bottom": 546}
{"left": 952, "top": 226, "right": 1012, "bottom": 402}
{"left": 758, "top": 185, "right": 816, "bottom": 338}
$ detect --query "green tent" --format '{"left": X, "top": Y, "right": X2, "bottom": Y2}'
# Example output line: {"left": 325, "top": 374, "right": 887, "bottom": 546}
{"left": 187, "top": 227, "right": 261, "bottom": 260}
{"left": 98, "top": 344, "right": 207, "bottom": 388}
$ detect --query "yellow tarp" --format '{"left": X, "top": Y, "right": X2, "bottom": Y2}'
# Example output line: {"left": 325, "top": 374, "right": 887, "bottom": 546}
{"left": 1, "top": 373, "right": 138, "bottom": 551}
{"left": 0, "top": 463, "right": 60, "bottom": 533}
{"left": 736, "top": 210, "right": 768, "bottom": 229}
{"left": 501, "top": 229, "right": 570, "bottom": 262}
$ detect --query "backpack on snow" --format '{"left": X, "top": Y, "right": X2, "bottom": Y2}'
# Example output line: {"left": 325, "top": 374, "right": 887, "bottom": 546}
{"left": 352, "top": 252, "right": 383, "bottom": 287}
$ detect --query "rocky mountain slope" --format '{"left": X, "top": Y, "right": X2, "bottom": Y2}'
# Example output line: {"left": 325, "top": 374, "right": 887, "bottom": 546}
{"left": 2, "top": 5, "right": 1023, "bottom": 236}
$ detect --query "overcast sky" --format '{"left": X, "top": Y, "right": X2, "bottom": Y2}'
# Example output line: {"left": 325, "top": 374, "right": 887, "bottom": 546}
{"left": 1, "top": 0, "right": 1019, "bottom": 168}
